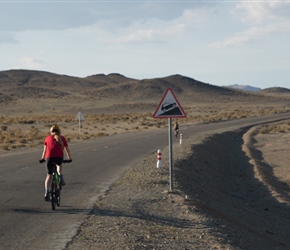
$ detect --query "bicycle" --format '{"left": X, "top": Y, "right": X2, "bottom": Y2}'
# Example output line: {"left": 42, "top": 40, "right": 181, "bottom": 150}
{"left": 39, "top": 159, "right": 71, "bottom": 210}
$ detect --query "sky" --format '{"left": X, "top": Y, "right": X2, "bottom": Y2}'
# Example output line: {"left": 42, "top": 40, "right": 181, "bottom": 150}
{"left": 0, "top": 1, "right": 290, "bottom": 89}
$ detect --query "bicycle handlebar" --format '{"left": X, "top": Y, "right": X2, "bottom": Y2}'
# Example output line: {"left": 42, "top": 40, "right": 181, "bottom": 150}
{"left": 63, "top": 159, "right": 72, "bottom": 163}
{"left": 39, "top": 159, "right": 72, "bottom": 163}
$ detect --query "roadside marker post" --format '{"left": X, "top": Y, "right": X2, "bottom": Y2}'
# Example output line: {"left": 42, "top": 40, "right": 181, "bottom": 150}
{"left": 157, "top": 149, "right": 162, "bottom": 168}
{"left": 180, "top": 133, "right": 183, "bottom": 145}
{"left": 153, "top": 88, "right": 186, "bottom": 192}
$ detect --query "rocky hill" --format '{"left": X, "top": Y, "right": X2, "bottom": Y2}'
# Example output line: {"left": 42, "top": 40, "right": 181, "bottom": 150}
{"left": 226, "top": 84, "right": 261, "bottom": 92}
{"left": 0, "top": 69, "right": 289, "bottom": 115}
{"left": 0, "top": 70, "right": 261, "bottom": 101}
{"left": 260, "top": 87, "right": 290, "bottom": 94}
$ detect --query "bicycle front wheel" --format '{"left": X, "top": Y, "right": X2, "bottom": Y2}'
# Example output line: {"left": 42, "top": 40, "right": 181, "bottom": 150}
{"left": 56, "top": 189, "right": 61, "bottom": 207}
{"left": 51, "top": 194, "right": 56, "bottom": 210}
{"left": 51, "top": 185, "right": 57, "bottom": 210}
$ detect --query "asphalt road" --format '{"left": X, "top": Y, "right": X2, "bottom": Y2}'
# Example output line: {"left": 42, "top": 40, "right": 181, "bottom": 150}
{"left": 1, "top": 112, "right": 290, "bottom": 250}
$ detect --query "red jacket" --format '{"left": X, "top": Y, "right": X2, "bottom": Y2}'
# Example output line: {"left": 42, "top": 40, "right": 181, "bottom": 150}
{"left": 44, "top": 135, "right": 68, "bottom": 158}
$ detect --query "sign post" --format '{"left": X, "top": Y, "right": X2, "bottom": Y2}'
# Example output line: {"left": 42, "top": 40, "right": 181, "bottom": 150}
{"left": 168, "top": 117, "right": 173, "bottom": 191}
{"left": 153, "top": 88, "right": 186, "bottom": 192}
{"left": 75, "top": 111, "right": 84, "bottom": 139}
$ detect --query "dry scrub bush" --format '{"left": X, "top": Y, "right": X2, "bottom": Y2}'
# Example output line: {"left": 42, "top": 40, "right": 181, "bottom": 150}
{"left": 2, "top": 104, "right": 287, "bottom": 152}
{"left": 1, "top": 125, "right": 8, "bottom": 131}
{"left": 0, "top": 115, "right": 75, "bottom": 125}
{"left": 0, "top": 127, "right": 45, "bottom": 150}
{"left": 258, "top": 124, "right": 290, "bottom": 134}
{"left": 0, "top": 111, "right": 167, "bottom": 151}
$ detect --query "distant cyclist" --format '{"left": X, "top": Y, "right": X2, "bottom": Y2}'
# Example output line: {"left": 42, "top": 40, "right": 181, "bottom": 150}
{"left": 174, "top": 121, "right": 179, "bottom": 138}
{"left": 40, "top": 124, "right": 72, "bottom": 201}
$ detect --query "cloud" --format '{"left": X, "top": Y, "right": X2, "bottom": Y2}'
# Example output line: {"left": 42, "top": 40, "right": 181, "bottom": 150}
{"left": 0, "top": 2, "right": 213, "bottom": 33}
{"left": 236, "top": 1, "right": 290, "bottom": 24}
{"left": 210, "top": 1, "right": 290, "bottom": 48}
{"left": 107, "top": 7, "right": 214, "bottom": 43}
{"left": 63, "top": 7, "right": 208, "bottom": 44}
{"left": 0, "top": 32, "right": 18, "bottom": 45}
{"left": 0, "top": 2, "right": 102, "bottom": 32}
{"left": 17, "top": 57, "right": 47, "bottom": 69}
{"left": 209, "top": 21, "right": 290, "bottom": 48}
{"left": 115, "top": 21, "right": 186, "bottom": 43}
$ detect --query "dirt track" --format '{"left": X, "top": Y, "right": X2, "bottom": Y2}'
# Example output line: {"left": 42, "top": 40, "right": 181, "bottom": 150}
{"left": 67, "top": 121, "right": 290, "bottom": 250}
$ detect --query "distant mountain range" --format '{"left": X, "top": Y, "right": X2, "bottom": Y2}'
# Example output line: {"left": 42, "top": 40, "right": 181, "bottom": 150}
{"left": 226, "top": 84, "right": 261, "bottom": 92}
{"left": 0, "top": 70, "right": 261, "bottom": 104}
{"left": 0, "top": 70, "right": 289, "bottom": 109}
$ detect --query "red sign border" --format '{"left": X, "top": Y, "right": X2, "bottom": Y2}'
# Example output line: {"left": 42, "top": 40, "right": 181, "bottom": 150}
{"left": 153, "top": 88, "right": 186, "bottom": 118}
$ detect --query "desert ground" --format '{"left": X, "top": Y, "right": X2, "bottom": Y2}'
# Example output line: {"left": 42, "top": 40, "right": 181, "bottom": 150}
{"left": 65, "top": 120, "right": 290, "bottom": 250}
{"left": 1, "top": 70, "right": 290, "bottom": 249}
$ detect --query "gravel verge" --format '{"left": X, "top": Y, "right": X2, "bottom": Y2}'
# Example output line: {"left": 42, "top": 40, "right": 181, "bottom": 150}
{"left": 66, "top": 125, "right": 290, "bottom": 250}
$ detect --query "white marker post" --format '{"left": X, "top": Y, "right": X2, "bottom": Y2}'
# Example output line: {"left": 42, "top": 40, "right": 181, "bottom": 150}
{"left": 75, "top": 111, "right": 84, "bottom": 139}
{"left": 180, "top": 133, "right": 183, "bottom": 145}
{"left": 157, "top": 149, "right": 162, "bottom": 168}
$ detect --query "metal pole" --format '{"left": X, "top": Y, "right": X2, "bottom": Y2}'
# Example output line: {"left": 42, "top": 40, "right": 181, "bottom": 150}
{"left": 79, "top": 119, "right": 81, "bottom": 139}
{"left": 168, "top": 117, "right": 173, "bottom": 192}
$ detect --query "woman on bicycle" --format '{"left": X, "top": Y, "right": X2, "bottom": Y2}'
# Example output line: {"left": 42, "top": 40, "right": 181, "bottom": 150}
{"left": 40, "top": 124, "right": 72, "bottom": 201}
{"left": 174, "top": 121, "right": 179, "bottom": 138}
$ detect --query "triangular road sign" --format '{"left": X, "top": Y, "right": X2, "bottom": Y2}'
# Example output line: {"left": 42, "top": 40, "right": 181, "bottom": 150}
{"left": 76, "top": 111, "right": 84, "bottom": 121}
{"left": 153, "top": 88, "right": 186, "bottom": 118}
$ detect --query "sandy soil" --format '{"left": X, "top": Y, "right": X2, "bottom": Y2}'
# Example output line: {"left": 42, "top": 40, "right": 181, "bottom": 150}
{"left": 66, "top": 120, "right": 290, "bottom": 250}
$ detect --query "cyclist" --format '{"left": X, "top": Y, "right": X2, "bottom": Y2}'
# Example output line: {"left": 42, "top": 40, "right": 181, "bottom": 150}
{"left": 174, "top": 121, "right": 179, "bottom": 138}
{"left": 40, "top": 124, "right": 72, "bottom": 201}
